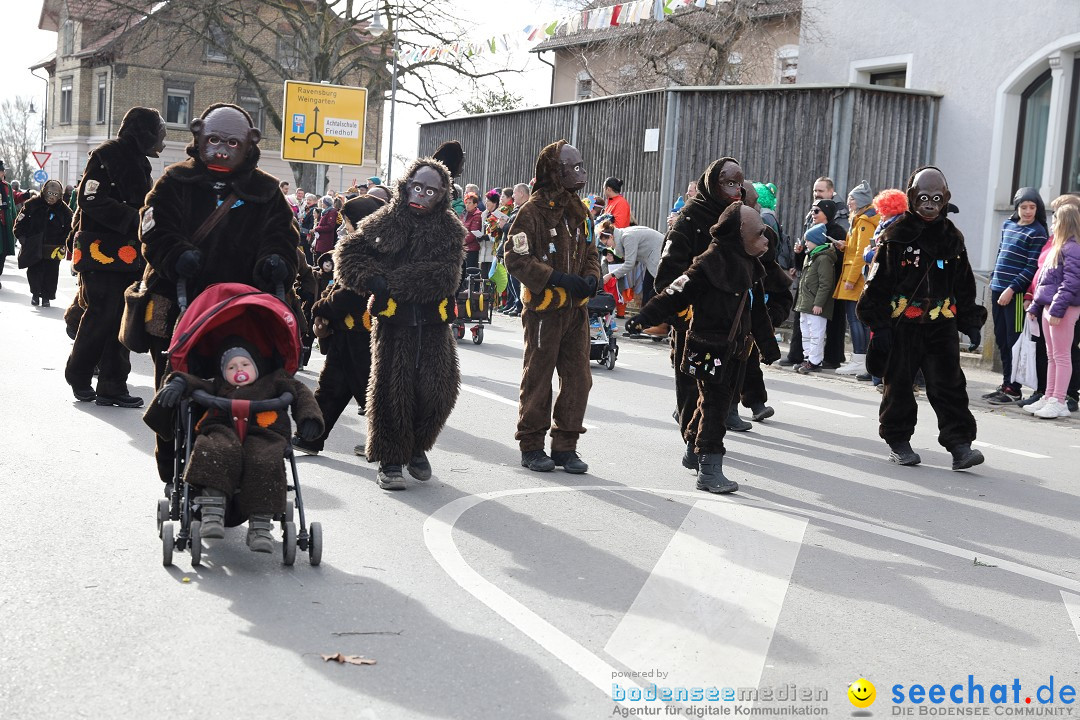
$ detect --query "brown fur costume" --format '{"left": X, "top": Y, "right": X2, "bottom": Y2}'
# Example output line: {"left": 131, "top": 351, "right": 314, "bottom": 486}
{"left": 333, "top": 158, "right": 464, "bottom": 465}
{"left": 145, "top": 367, "right": 322, "bottom": 519}
{"left": 504, "top": 140, "right": 602, "bottom": 453}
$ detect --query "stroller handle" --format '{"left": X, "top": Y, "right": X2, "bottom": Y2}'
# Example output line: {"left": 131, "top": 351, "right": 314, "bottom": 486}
{"left": 175, "top": 279, "right": 286, "bottom": 315}
{"left": 191, "top": 389, "right": 295, "bottom": 413}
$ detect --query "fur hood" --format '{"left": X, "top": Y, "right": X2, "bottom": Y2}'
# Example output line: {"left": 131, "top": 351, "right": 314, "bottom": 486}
{"left": 528, "top": 140, "right": 585, "bottom": 221}
{"left": 695, "top": 202, "right": 764, "bottom": 292}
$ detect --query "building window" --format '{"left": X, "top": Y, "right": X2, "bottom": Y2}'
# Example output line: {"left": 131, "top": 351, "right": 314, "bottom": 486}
{"left": 206, "top": 26, "right": 229, "bottom": 62}
{"left": 237, "top": 87, "right": 264, "bottom": 133}
{"left": 277, "top": 37, "right": 301, "bottom": 70}
{"left": 777, "top": 46, "right": 798, "bottom": 85}
{"left": 870, "top": 69, "right": 907, "bottom": 88}
{"left": 1013, "top": 69, "right": 1053, "bottom": 192}
{"left": 61, "top": 20, "right": 75, "bottom": 56}
{"left": 1063, "top": 58, "right": 1080, "bottom": 193}
{"left": 96, "top": 74, "right": 107, "bottom": 125}
{"left": 164, "top": 82, "right": 193, "bottom": 127}
{"left": 59, "top": 76, "right": 73, "bottom": 125}
{"left": 576, "top": 72, "right": 593, "bottom": 100}
{"left": 59, "top": 159, "right": 69, "bottom": 187}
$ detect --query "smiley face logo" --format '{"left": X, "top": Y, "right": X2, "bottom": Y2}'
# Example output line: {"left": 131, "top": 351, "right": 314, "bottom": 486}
{"left": 848, "top": 678, "right": 876, "bottom": 708}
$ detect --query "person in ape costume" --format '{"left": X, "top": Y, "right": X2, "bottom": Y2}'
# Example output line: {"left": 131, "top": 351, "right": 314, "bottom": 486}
{"left": 333, "top": 159, "right": 464, "bottom": 490}
{"left": 65, "top": 107, "right": 166, "bottom": 407}
{"left": 292, "top": 195, "right": 385, "bottom": 456}
{"left": 140, "top": 103, "right": 299, "bottom": 482}
{"left": 736, "top": 181, "right": 793, "bottom": 425}
{"left": 856, "top": 166, "right": 986, "bottom": 470}
{"left": 626, "top": 203, "right": 775, "bottom": 492}
{"left": 654, "top": 157, "right": 744, "bottom": 471}
{"left": 504, "top": 140, "right": 601, "bottom": 474}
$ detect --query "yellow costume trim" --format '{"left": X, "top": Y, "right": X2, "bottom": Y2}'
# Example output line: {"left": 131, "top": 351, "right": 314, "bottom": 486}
{"left": 438, "top": 298, "right": 449, "bottom": 322}
{"left": 89, "top": 240, "right": 114, "bottom": 264}
{"left": 554, "top": 287, "right": 567, "bottom": 308}
{"left": 536, "top": 288, "right": 554, "bottom": 311}
{"left": 362, "top": 311, "right": 372, "bottom": 330}
{"left": 255, "top": 411, "right": 278, "bottom": 428}
{"left": 378, "top": 297, "right": 398, "bottom": 317}
{"left": 50, "top": 247, "right": 66, "bottom": 260}
{"left": 344, "top": 313, "right": 355, "bottom": 329}
{"left": 144, "top": 298, "right": 155, "bottom": 324}
{"left": 522, "top": 287, "right": 532, "bottom": 303}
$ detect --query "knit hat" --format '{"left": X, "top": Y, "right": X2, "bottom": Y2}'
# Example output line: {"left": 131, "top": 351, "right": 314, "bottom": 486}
{"left": 803, "top": 223, "right": 828, "bottom": 247}
{"left": 367, "top": 176, "right": 382, "bottom": 186}
{"left": 1011, "top": 187, "right": 1048, "bottom": 230}
{"left": 220, "top": 345, "right": 258, "bottom": 385}
{"left": 849, "top": 180, "right": 874, "bottom": 209}
{"left": 753, "top": 182, "right": 777, "bottom": 210}
{"left": 812, "top": 199, "right": 838, "bottom": 224}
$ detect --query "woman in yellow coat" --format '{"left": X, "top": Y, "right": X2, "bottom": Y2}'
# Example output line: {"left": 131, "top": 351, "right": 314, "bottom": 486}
{"left": 833, "top": 180, "right": 880, "bottom": 376}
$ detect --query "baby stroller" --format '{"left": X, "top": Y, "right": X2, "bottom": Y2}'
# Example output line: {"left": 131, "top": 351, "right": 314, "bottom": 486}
{"left": 588, "top": 292, "right": 619, "bottom": 370}
{"left": 156, "top": 282, "right": 322, "bottom": 568}
{"left": 453, "top": 267, "right": 494, "bottom": 345}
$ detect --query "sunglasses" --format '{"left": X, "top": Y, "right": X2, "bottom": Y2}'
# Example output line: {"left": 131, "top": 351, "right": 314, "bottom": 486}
{"left": 812, "top": 208, "right": 824, "bottom": 214}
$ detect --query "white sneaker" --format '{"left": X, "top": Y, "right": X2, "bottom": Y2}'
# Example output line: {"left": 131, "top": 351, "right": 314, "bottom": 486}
{"left": 1034, "top": 398, "right": 1070, "bottom": 419}
{"left": 1023, "top": 396, "right": 1050, "bottom": 414}
{"left": 834, "top": 355, "right": 866, "bottom": 376}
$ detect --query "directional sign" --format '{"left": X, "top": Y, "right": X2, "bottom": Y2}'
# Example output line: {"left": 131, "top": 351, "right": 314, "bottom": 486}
{"left": 33, "top": 169, "right": 48, "bottom": 184}
{"left": 281, "top": 81, "right": 367, "bottom": 166}
{"left": 32, "top": 151, "right": 51, "bottom": 169}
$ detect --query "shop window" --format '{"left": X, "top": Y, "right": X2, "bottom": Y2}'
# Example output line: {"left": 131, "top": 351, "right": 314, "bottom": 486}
{"left": 1013, "top": 69, "right": 1053, "bottom": 192}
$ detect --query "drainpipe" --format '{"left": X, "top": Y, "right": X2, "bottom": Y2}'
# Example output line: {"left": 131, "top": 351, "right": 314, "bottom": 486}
{"left": 536, "top": 51, "right": 555, "bottom": 105}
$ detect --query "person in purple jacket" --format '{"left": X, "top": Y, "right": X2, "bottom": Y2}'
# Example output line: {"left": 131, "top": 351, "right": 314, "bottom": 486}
{"left": 1025, "top": 202, "right": 1080, "bottom": 419}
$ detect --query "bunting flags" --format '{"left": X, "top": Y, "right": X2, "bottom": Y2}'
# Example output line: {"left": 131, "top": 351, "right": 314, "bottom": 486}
{"left": 394, "top": 0, "right": 725, "bottom": 65}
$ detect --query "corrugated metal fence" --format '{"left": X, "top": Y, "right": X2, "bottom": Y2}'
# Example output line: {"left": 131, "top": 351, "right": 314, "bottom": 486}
{"left": 419, "top": 84, "right": 940, "bottom": 238}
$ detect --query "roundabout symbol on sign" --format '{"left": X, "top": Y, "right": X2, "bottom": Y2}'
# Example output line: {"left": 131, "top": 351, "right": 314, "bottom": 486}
{"left": 33, "top": 169, "right": 48, "bottom": 184}
{"left": 288, "top": 105, "right": 340, "bottom": 160}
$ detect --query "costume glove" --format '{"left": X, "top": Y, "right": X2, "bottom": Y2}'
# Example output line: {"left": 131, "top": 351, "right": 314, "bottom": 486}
{"left": 864, "top": 327, "right": 892, "bottom": 378}
{"left": 549, "top": 270, "right": 592, "bottom": 298}
{"left": 624, "top": 315, "right": 644, "bottom": 335}
{"left": 175, "top": 250, "right": 202, "bottom": 280}
{"left": 297, "top": 418, "right": 322, "bottom": 442}
{"left": 585, "top": 275, "right": 598, "bottom": 296}
{"left": 257, "top": 254, "right": 290, "bottom": 284}
{"left": 365, "top": 275, "right": 389, "bottom": 298}
{"left": 158, "top": 376, "right": 186, "bottom": 409}
{"left": 963, "top": 327, "right": 981, "bottom": 351}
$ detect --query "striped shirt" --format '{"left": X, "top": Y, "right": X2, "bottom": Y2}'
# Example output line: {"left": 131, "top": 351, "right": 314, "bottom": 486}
{"left": 990, "top": 220, "right": 1047, "bottom": 292}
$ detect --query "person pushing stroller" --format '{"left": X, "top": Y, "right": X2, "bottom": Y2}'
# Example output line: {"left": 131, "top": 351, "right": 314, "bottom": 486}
{"left": 146, "top": 337, "right": 323, "bottom": 552}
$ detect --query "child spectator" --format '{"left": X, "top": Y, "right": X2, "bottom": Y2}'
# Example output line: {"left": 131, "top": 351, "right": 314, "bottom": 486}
{"left": 833, "top": 181, "right": 879, "bottom": 377}
{"left": 985, "top": 188, "right": 1048, "bottom": 404}
{"left": 1025, "top": 202, "right": 1080, "bottom": 418}
{"left": 795, "top": 223, "right": 837, "bottom": 374}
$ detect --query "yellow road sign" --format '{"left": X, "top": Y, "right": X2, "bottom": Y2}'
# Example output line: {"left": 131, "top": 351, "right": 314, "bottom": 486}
{"left": 281, "top": 81, "right": 368, "bottom": 166}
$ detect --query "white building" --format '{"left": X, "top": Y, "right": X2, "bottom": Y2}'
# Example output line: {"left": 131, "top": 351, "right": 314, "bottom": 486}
{"left": 797, "top": 1, "right": 1080, "bottom": 270}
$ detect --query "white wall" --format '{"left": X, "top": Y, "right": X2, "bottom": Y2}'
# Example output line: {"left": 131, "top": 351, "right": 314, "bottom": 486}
{"left": 798, "top": 1, "right": 1080, "bottom": 270}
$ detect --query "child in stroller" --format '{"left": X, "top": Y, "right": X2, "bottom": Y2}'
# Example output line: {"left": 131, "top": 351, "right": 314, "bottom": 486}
{"left": 144, "top": 283, "right": 323, "bottom": 563}
{"left": 588, "top": 292, "right": 619, "bottom": 370}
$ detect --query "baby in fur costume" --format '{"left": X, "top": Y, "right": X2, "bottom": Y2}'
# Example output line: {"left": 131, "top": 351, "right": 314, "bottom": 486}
{"left": 146, "top": 338, "right": 323, "bottom": 552}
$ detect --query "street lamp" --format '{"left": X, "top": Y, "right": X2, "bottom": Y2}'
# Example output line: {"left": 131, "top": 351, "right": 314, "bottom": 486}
{"left": 368, "top": 10, "right": 398, "bottom": 183}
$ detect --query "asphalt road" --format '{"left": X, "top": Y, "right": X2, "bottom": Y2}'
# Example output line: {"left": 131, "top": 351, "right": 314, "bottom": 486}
{"left": 2, "top": 259, "right": 1078, "bottom": 720}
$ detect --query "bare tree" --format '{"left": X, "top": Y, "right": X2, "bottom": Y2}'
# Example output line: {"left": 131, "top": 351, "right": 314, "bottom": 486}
{"left": 462, "top": 89, "right": 524, "bottom": 115}
{"left": 84, "top": 0, "right": 520, "bottom": 187}
{"left": 0, "top": 98, "right": 36, "bottom": 188}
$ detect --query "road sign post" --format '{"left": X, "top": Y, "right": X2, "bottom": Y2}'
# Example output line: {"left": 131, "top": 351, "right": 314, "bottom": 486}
{"left": 281, "top": 81, "right": 367, "bottom": 167}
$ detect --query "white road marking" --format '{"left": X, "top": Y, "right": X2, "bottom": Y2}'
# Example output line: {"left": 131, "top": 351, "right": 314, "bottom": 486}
{"left": 972, "top": 440, "right": 1050, "bottom": 459}
{"left": 605, "top": 501, "right": 807, "bottom": 690}
{"left": 1060, "top": 591, "right": 1080, "bottom": 646}
{"left": 425, "top": 487, "right": 1080, "bottom": 704}
{"left": 785, "top": 401, "right": 863, "bottom": 418}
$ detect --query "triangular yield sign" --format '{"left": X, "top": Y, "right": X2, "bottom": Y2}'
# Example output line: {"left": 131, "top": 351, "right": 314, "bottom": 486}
{"left": 32, "top": 152, "right": 51, "bottom": 169}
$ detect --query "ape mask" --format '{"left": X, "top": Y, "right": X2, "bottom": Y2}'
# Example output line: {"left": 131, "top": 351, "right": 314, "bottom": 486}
{"left": 712, "top": 160, "right": 744, "bottom": 204}
{"left": 405, "top": 165, "right": 447, "bottom": 215}
{"left": 190, "top": 105, "right": 261, "bottom": 175}
{"left": 739, "top": 205, "right": 769, "bottom": 258}
{"left": 558, "top": 145, "right": 586, "bottom": 192}
{"left": 907, "top": 167, "right": 950, "bottom": 223}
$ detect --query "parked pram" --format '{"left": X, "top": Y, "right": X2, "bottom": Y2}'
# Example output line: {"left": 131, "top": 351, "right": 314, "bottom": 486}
{"left": 588, "top": 292, "right": 619, "bottom": 370}
{"left": 453, "top": 267, "right": 494, "bottom": 345}
{"left": 155, "top": 282, "right": 322, "bottom": 568}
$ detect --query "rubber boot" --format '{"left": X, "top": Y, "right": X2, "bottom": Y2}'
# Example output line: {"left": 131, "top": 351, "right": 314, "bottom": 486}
{"left": 408, "top": 451, "right": 432, "bottom": 481}
{"left": 681, "top": 442, "right": 699, "bottom": 471}
{"left": 696, "top": 454, "right": 739, "bottom": 493}
{"left": 749, "top": 403, "right": 775, "bottom": 422}
{"left": 949, "top": 443, "right": 984, "bottom": 471}
{"left": 196, "top": 488, "right": 226, "bottom": 539}
{"left": 888, "top": 441, "right": 921, "bottom": 466}
{"left": 725, "top": 403, "right": 752, "bottom": 432}
{"left": 246, "top": 514, "right": 274, "bottom": 553}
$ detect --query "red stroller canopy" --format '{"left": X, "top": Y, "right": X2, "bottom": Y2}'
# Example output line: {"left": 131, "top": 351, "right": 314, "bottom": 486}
{"left": 169, "top": 283, "right": 301, "bottom": 376}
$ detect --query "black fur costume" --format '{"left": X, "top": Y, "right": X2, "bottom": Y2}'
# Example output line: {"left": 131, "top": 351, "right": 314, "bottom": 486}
{"left": 13, "top": 187, "right": 73, "bottom": 301}
{"left": 65, "top": 107, "right": 160, "bottom": 397}
{"left": 856, "top": 167, "right": 987, "bottom": 451}
{"left": 333, "top": 158, "right": 464, "bottom": 465}
{"left": 740, "top": 223, "right": 794, "bottom": 409}
{"left": 633, "top": 203, "right": 778, "bottom": 454}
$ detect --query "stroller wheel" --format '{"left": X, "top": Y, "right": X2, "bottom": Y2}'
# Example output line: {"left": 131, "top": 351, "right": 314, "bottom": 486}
{"left": 190, "top": 520, "right": 203, "bottom": 567}
{"left": 455, "top": 324, "right": 466, "bottom": 340}
{"left": 309, "top": 522, "right": 323, "bottom": 566}
{"left": 282, "top": 522, "right": 297, "bottom": 566}
{"left": 283, "top": 499, "right": 295, "bottom": 527}
{"left": 162, "top": 522, "right": 175, "bottom": 567}
{"left": 606, "top": 351, "right": 616, "bottom": 370}
{"left": 472, "top": 325, "right": 484, "bottom": 345}
{"left": 157, "top": 498, "right": 169, "bottom": 537}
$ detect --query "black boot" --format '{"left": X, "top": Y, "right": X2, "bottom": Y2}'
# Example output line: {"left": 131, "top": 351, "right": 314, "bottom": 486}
{"left": 521, "top": 449, "right": 555, "bottom": 472}
{"left": 725, "top": 403, "right": 752, "bottom": 432}
{"left": 681, "top": 442, "right": 699, "bottom": 471}
{"left": 949, "top": 443, "right": 984, "bottom": 471}
{"left": 408, "top": 451, "right": 432, "bottom": 481}
{"left": 195, "top": 489, "right": 226, "bottom": 539}
{"left": 377, "top": 463, "right": 406, "bottom": 490}
{"left": 72, "top": 386, "right": 96, "bottom": 402}
{"left": 888, "top": 441, "right": 921, "bottom": 466}
{"left": 31, "top": 295, "right": 39, "bottom": 306}
{"left": 696, "top": 454, "right": 738, "bottom": 493}
{"left": 95, "top": 393, "right": 144, "bottom": 408}
{"left": 551, "top": 450, "right": 588, "bottom": 474}
{"left": 749, "top": 403, "right": 775, "bottom": 422}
